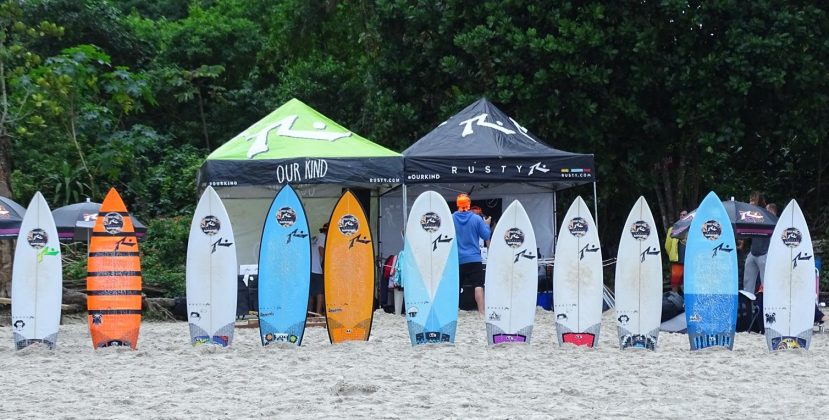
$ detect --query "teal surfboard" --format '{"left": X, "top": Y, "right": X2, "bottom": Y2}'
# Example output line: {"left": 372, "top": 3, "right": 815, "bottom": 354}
{"left": 258, "top": 184, "right": 311, "bottom": 346}
{"left": 684, "top": 191, "right": 738, "bottom": 350}
{"left": 402, "top": 191, "right": 459, "bottom": 345}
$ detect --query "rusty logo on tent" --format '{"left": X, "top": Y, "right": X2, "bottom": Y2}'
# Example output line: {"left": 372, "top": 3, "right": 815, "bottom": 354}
{"left": 338, "top": 214, "right": 359, "bottom": 236}
{"left": 200, "top": 215, "right": 221, "bottom": 235}
{"left": 276, "top": 207, "right": 296, "bottom": 227}
{"left": 630, "top": 221, "right": 650, "bottom": 241}
{"left": 420, "top": 212, "right": 441, "bottom": 232}
{"left": 739, "top": 210, "right": 764, "bottom": 222}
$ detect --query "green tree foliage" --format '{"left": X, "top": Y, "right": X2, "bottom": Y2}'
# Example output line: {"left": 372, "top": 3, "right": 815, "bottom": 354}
{"left": 12, "top": 44, "right": 155, "bottom": 204}
{"left": 21, "top": 0, "right": 152, "bottom": 66}
{"left": 0, "top": 1, "right": 63, "bottom": 196}
{"left": 139, "top": 216, "right": 189, "bottom": 297}
{"left": 127, "top": 1, "right": 267, "bottom": 149}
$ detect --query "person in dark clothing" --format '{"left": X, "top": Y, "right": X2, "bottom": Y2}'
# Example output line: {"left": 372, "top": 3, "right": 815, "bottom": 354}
{"left": 742, "top": 191, "right": 768, "bottom": 293}
{"left": 815, "top": 305, "right": 828, "bottom": 325}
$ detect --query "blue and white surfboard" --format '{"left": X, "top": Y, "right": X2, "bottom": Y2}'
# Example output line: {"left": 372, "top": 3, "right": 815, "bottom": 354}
{"left": 402, "top": 191, "right": 459, "bottom": 345}
{"left": 258, "top": 184, "right": 311, "bottom": 347}
{"left": 684, "top": 191, "right": 738, "bottom": 350}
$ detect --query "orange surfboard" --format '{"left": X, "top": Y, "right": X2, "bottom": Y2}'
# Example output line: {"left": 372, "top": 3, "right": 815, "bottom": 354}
{"left": 87, "top": 188, "right": 142, "bottom": 349}
{"left": 324, "top": 190, "right": 375, "bottom": 343}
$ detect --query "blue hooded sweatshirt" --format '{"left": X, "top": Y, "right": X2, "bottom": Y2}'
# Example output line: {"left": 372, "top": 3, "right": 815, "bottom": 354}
{"left": 452, "top": 211, "right": 491, "bottom": 264}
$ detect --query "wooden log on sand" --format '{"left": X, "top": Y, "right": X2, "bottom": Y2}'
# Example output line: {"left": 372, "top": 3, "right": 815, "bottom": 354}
{"left": 143, "top": 297, "right": 176, "bottom": 320}
{"left": 62, "top": 288, "right": 87, "bottom": 306}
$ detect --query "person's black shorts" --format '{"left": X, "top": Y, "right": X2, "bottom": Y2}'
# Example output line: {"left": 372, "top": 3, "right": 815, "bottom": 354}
{"left": 459, "top": 262, "right": 485, "bottom": 289}
{"left": 310, "top": 273, "right": 324, "bottom": 295}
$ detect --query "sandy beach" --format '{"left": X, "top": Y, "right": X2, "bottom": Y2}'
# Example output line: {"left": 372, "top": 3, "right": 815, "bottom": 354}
{"left": 1, "top": 309, "right": 828, "bottom": 419}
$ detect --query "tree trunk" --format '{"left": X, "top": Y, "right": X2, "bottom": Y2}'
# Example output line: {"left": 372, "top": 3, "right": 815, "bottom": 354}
{"left": 62, "top": 288, "right": 88, "bottom": 306}
{"left": 0, "top": 151, "right": 13, "bottom": 296}
{"left": 0, "top": 240, "right": 12, "bottom": 298}
{"left": 197, "top": 90, "right": 210, "bottom": 150}
{"left": 660, "top": 157, "right": 675, "bottom": 224}
{"left": 654, "top": 168, "right": 668, "bottom": 232}
{"left": 675, "top": 153, "right": 687, "bottom": 213}
{"left": 817, "top": 136, "right": 823, "bottom": 221}
{"left": 689, "top": 143, "right": 701, "bottom": 206}
{"left": 0, "top": 134, "right": 12, "bottom": 198}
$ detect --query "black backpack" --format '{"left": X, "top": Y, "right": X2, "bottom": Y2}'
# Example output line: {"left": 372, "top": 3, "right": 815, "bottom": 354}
{"left": 661, "top": 291, "right": 684, "bottom": 322}
{"left": 736, "top": 291, "right": 764, "bottom": 334}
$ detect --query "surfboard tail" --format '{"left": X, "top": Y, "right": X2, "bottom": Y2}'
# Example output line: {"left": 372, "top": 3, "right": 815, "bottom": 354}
{"left": 617, "top": 326, "right": 658, "bottom": 350}
{"left": 557, "top": 322, "right": 601, "bottom": 348}
{"left": 259, "top": 318, "right": 305, "bottom": 347}
{"left": 89, "top": 324, "right": 140, "bottom": 350}
{"left": 13, "top": 333, "right": 57, "bottom": 350}
{"left": 327, "top": 317, "right": 371, "bottom": 343}
{"left": 689, "top": 332, "right": 734, "bottom": 351}
{"left": 407, "top": 319, "right": 457, "bottom": 346}
{"left": 765, "top": 328, "right": 812, "bottom": 351}
{"left": 188, "top": 321, "right": 234, "bottom": 347}
{"left": 486, "top": 323, "right": 532, "bottom": 345}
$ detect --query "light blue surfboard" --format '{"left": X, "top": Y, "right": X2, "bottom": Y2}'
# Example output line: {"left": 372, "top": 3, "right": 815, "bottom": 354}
{"left": 402, "top": 191, "right": 459, "bottom": 345}
{"left": 258, "top": 184, "right": 311, "bottom": 346}
{"left": 684, "top": 191, "right": 738, "bottom": 350}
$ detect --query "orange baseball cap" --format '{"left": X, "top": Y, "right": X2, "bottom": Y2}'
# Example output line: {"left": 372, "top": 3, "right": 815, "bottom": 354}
{"left": 456, "top": 193, "right": 471, "bottom": 211}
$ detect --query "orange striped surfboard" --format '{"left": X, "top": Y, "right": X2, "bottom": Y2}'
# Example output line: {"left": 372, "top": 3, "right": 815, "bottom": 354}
{"left": 87, "top": 188, "right": 142, "bottom": 349}
{"left": 324, "top": 190, "right": 375, "bottom": 343}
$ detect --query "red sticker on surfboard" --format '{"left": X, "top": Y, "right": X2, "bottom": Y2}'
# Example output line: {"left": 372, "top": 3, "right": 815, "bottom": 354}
{"left": 562, "top": 332, "right": 595, "bottom": 347}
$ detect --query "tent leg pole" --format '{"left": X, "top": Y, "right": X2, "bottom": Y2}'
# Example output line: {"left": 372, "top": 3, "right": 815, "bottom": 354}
{"left": 373, "top": 191, "right": 380, "bottom": 308}
{"left": 592, "top": 181, "right": 599, "bottom": 230}
{"left": 402, "top": 184, "right": 408, "bottom": 226}
{"left": 552, "top": 191, "right": 557, "bottom": 257}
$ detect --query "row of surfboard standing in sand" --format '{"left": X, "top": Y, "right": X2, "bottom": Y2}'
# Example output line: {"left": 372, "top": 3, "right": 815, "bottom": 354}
{"left": 8, "top": 185, "right": 817, "bottom": 352}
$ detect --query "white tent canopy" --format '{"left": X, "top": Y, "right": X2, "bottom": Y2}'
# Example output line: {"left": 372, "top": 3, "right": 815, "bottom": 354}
{"left": 214, "top": 184, "right": 383, "bottom": 266}
{"left": 378, "top": 183, "right": 559, "bottom": 262}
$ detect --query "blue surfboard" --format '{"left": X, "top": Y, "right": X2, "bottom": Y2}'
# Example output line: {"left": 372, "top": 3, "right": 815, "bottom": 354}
{"left": 402, "top": 191, "right": 459, "bottom": 345}
{"left": 258, "top": 184, "right": 311, "bottom": 346}
{"left": 684, "top": 191, "right": 738, "bottom": 350}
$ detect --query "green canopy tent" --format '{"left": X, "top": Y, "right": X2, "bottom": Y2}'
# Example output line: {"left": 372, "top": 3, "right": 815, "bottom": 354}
{"left": 197, "top": 98, "right": 403, "bottom": 266}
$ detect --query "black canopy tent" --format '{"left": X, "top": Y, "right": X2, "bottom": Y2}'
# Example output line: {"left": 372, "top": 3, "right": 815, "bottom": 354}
{"left": 396, "top": 98, "right": 597, "bottom": 255}
{"left": 404, "top": 98, "right": 594, "bottom": 186}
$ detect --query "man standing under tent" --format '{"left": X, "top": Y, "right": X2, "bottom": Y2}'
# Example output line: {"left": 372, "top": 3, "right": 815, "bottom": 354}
{"left": 453, "top": 193, "right": 491, "bottom": 315}
{"left": 309, "top": 223, "right": 327, "bottom": 315}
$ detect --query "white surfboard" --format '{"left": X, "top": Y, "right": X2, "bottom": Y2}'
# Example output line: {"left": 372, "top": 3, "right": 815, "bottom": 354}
{"left": 614, "top": 197, "right": 662, "bottom": 350}
{"left": 186, "top": 186, "right": 238, "bottom": 347}
{"left": 402, "top": 191, "right": 459, "bottom": 345}
{"left": 763, "top": 199, "right": 815, "bottom": 350}
{"left": 484, "top": 200, "right": 538, "bottom": 345}
{"left": 11, "top": 192, "right": 62, "bottom": 350}
{"left": 553, "top": 196, "right": 603, "bottom": 347}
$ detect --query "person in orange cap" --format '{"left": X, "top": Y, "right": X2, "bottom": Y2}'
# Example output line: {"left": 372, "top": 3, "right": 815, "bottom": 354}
{"left": 452, "top": 193, "right": 491, "bottom": 315}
